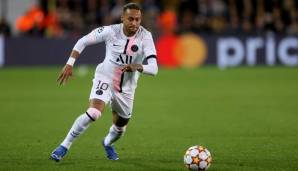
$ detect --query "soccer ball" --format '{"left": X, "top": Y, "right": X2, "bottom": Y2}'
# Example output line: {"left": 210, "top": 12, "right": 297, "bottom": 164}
{"left": 183, "top": 145, "right": 212, "bottom": 171}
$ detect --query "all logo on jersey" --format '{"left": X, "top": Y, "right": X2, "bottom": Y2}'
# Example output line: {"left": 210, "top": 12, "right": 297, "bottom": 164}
{"left": 117, "top": 54, "right": 132, "bottom": 64}
{"left": 115, "top": 39, "right": 134, "bottom": 64}
{"left": 131, "top": 45, "right": 138, "bottom": 52}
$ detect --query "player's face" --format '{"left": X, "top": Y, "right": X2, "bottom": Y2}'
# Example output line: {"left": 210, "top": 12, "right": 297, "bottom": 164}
{"left": 121, "top": 9, "right": 141, "bottom": 36}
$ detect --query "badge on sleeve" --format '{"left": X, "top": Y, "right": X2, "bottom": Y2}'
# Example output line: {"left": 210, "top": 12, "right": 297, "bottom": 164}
{"left": 97, "top": 27, "right": 104, "bottom": 34}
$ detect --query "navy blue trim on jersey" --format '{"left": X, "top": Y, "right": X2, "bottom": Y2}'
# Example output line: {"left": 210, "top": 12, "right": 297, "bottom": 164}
{"left": 119, "top": 73, "right": 125, "bottom": 93}
{"left": 85, "top": 112, "right": 95, "bottom": 121}
{"left": 123, "top": 39, "right": 129, "bottom": 54}
{"left": 145, "top": 55, "right": 157, "bottom": 60}
{"left": 129, "top": 55, "right": 132, "bottom": 64}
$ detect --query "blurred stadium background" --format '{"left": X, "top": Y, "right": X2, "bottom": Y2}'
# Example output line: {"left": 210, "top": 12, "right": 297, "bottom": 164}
{"left": 0, "top": 0, "right": 297, "bottom": 67}
{"left": 0, "top": 0, "right": 298, "bottom": 171}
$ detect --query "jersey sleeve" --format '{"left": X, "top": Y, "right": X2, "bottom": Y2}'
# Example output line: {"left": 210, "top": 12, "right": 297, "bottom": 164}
{"left": 142, "top": 57, "right": 158, "bottom": 76}
{"left": 142, "top": 32, "right": 157, "bottom": 57}
{"left": 73, "top": 26, "right": 111, "bottom": 53}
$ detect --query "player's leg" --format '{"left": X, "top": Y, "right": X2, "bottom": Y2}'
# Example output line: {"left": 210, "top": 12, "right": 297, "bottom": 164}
{"left": 50, "top": 99, "right": 105, "bottom": 162}
{"left": 60, "top": 99, "right": 104, "bottom": 149}
{"left": 51, "top": 77, "right": 110, "bottom": 162}
{"left": 104, "top": 111, "right": 129, "bottom": 146}
{"left": 102, "top": 111, "right": 129, "bottom": 160}
{"left": 102, "top": 92, "right": 133, "bottom": 160}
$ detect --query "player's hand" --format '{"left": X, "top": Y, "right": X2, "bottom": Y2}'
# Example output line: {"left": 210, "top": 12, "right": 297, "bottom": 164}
{"left": 57, "top": 64, "right": 73, "bottom": 85}
{"left": 122, "top": 64, "right": 143, "bottom": 72}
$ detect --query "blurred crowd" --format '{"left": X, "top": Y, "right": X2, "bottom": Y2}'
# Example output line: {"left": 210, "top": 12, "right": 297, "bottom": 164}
{"left": 0, "top": 0, "right": 297, "bottom": 38}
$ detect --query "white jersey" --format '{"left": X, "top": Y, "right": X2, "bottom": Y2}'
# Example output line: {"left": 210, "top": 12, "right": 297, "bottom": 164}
{"left": 74, "top": 24, "right": 157, "bottom": 94}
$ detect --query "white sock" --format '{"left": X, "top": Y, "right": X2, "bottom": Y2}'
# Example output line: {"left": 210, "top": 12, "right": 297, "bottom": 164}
{"left": 61, "top": 113, "right": 93, "bottom": 149}
{"left": 104, "top": 125, "right": 125, "bottom": 146}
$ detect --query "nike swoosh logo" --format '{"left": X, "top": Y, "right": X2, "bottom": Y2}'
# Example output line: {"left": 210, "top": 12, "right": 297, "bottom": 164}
{"left": 113, "top": 44, "right": 120, "bottom": 46}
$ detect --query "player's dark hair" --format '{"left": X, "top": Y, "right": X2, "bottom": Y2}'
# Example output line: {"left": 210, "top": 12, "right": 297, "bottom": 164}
{"left": 123, "top": 2, "right": 142, "bottom": 12}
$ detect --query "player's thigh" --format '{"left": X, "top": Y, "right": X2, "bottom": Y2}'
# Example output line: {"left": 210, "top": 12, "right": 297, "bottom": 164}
{"left": 112, "top": 111, "right": 130, "bottom": 127}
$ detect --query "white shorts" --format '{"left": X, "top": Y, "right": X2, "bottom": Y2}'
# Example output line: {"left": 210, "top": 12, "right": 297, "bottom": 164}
{"left": 89, "top": 77, "right": 134, "bottom": 119}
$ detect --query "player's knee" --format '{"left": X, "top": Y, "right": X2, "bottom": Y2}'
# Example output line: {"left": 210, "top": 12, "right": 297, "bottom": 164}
{"left": 112, "top": 124, "right": 126, "bottom": 135}
{"left": 86, "top": 107, "right": 102, "bottom": 121}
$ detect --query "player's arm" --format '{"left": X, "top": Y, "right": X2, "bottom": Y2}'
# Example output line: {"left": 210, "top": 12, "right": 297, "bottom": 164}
{"left": 57, "top": 27, "right": 109, "bottom": 85}
{"left": 57, "top": 50, "right": 78, "bottom": 85}
{"left": 122, "top": 55, "right": 158, "bottom": 76}
{"left": 141, "top": 55, "right": 158, "bottom": 76}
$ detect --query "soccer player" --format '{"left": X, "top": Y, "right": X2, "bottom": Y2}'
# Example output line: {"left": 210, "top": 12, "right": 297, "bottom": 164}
{"left": 50, "top": 3, "right": 158, "bottom": 161}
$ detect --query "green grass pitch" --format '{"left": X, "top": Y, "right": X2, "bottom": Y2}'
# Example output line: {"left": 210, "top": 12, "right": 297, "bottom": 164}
{"left": 0, "top": 66, "right": 297, "bottom": 171}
